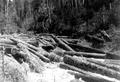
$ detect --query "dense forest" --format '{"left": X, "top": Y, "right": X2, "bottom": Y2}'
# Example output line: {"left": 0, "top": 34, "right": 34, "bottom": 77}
{"left": 0, "top": 0, "right": 120, "bottom": 48}
{"left": 0, "top": 0, "right": 119, "bottom": 33}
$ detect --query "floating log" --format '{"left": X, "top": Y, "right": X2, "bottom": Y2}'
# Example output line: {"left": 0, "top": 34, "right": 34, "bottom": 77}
{"left": 64, "top": 51, "right": 106, "bottom": 58}
{"left": 63, "top": 55, "right": 120, "bottom": 80}
{"left": 59, "top": 63, "right": 120, "bottom": 82}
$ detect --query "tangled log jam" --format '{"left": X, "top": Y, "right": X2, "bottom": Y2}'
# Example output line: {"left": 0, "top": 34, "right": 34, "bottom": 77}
{"left": 0, "top": 33, "right": 120, "bottom": 82}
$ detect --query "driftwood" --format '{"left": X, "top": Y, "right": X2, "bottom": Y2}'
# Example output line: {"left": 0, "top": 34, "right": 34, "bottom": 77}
{"left": 59, "top": 63, "right": 119, "bottom": 82}
{"left": 64, "top": 51, "right": 106, "bottom": 58}
{"left": 63, "top": 55, "right": 120, "bottom": 80}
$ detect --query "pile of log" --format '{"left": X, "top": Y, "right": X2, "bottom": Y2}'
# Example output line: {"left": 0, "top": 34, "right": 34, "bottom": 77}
{"left": 0, "top": 33, "right": 120, "bottom": 82}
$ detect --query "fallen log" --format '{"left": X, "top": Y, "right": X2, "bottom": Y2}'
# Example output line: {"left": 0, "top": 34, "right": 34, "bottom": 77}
{"left": 56, "top": 36, "right": 69, "bottom": 38}
{"left": 0, "top": 39, "right": 16, "bottom": 45}
{"left": 63, "top": 55, "right": 120, "bottom": 80}
{"left": 85, "top": 34, "right": 104, "bottom": 43}
{"left": 100, "top": 30, "right": 111, "bottom": 42}
{"left": 106, "top": 52, "right": 120, "bottom": 60}
{"left": 50, "top": 34, "right": 75, "bottom": 51}
{"left": 64, "top": 51, "right": 106, "bottom": 58}
{"left": 104, "top": 59, "right": 120, "bottom": 66}
{"left": 68, "top": 43, "right": 120, "bottom": 59}
{"left": 59, "top": 63, "right": 120, "bottom": 82}
{"left": 86, "top": 58, "right": 120, "bottom": 71}
{"left": 10, "top": 38, "right": 39, "bottom": 51}
{"left": 68, "top": 43, "right": 105, "bottom": 53}
{"left": 44, "top": 52, "right": 63, "bottom": 62}
{"left": 61, "top": 38, "right": 79, "bottom": 44}
{"left": 27, "top": 47, "right": 50, "bottom": 63}
{"left": 10, "top": 46, "right": 45, "bottom": 73}
{"left": 10, "top": 38, "right": 50, "bottom": 62}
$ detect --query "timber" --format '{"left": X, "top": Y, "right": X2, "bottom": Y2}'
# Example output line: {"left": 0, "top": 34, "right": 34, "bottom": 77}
{"left": 59, "top": 63, "right": 120, "bottom": 82}
{"left": 50, "top": 34, "right": 75, "bottom": 51}
{"left": 68, "top": 43, "right": 105, "bottom": 53}
{"left": 64, "top": 51, "right": 106, "bottom": 58}
{"left": 63, "top": 55, "right": 120, "bottom": 80}
{"left": 86, "top": 58, "right": 120, "bottom": 71}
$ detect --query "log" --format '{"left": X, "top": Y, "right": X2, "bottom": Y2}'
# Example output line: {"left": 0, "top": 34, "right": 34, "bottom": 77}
{"left": 44, "top": 52, "right": 63, "bottom": 62}
{"left": 10, "top": 38, "right": 39, "bottom": 51}
{"left": 10, "top": 46, "right": 45, "bottom": 73}
{"left": 85, "top": 34, "right": 104, "bottom": 43}
{"left": 100, "top": 30, "right": 111, "bottom": 42}
{"left": 57, "top": 36, "right": 69, "bottom": 38}
{"left": 61, "top": 38, "right": 79, "bottom": 44}
{"left": 0, "top": 39, "right": 16, "bottom": 45}
{"left": 86, "top": 58, "right": 120, "bottom": 71}
{"left": 27, "top": 47, "right": 50, "bottom": 63}
{"left": 68, "top": 43, "right": 120, "bottom": 59}
{"left": 106, "top": 52, "right": 120, "bottom": 60}
{"left": 68, "top": 43, "right": 105, "bottom": 53}
{"left": 59, "top": 63, "right": 120, "bottom": 82}
{"left": 104, "top": 59, "right": 120, "bottom": 66}
{"left": 50, "top": 34, "right": 75, "bottom": 51}
{"left": 10, "top": 38, "right": 50, "bottom": 62}
{"left": 64, "top": 51, "right": 106, "bottom": 58}
{"left": 63, "top": 55, "right": 120, "bottom": 80}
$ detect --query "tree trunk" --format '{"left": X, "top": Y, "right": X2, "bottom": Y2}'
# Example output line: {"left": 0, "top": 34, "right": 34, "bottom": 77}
{"left": 63, "top": 55, "right": 120, "bottom": 80}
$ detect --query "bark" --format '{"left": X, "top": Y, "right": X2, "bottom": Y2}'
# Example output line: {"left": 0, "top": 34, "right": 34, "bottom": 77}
{"left": 86, "top": 58, "right": 120, "bottom": 71}
{"left": 63, "top": 55, "right": 120, "bottom": 80}
{"left": 64, "top": 51, "right": 106, "bottom": 58}
{"left": 68, "top": 43, "right": 105, "bottom": 53}
{"left": 27, "top": 47, "right": 50, "bottom": 63}
{"left": 50, "top": 34, "right": 75, "bottom": 51}
{"left": 59, "top": 63, "right": 120, "bottom": 82}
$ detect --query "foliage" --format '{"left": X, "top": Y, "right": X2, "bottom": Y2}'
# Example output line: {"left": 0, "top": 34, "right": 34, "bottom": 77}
{"left": 0, "top": 0, "right": 119, "bottom": 36}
